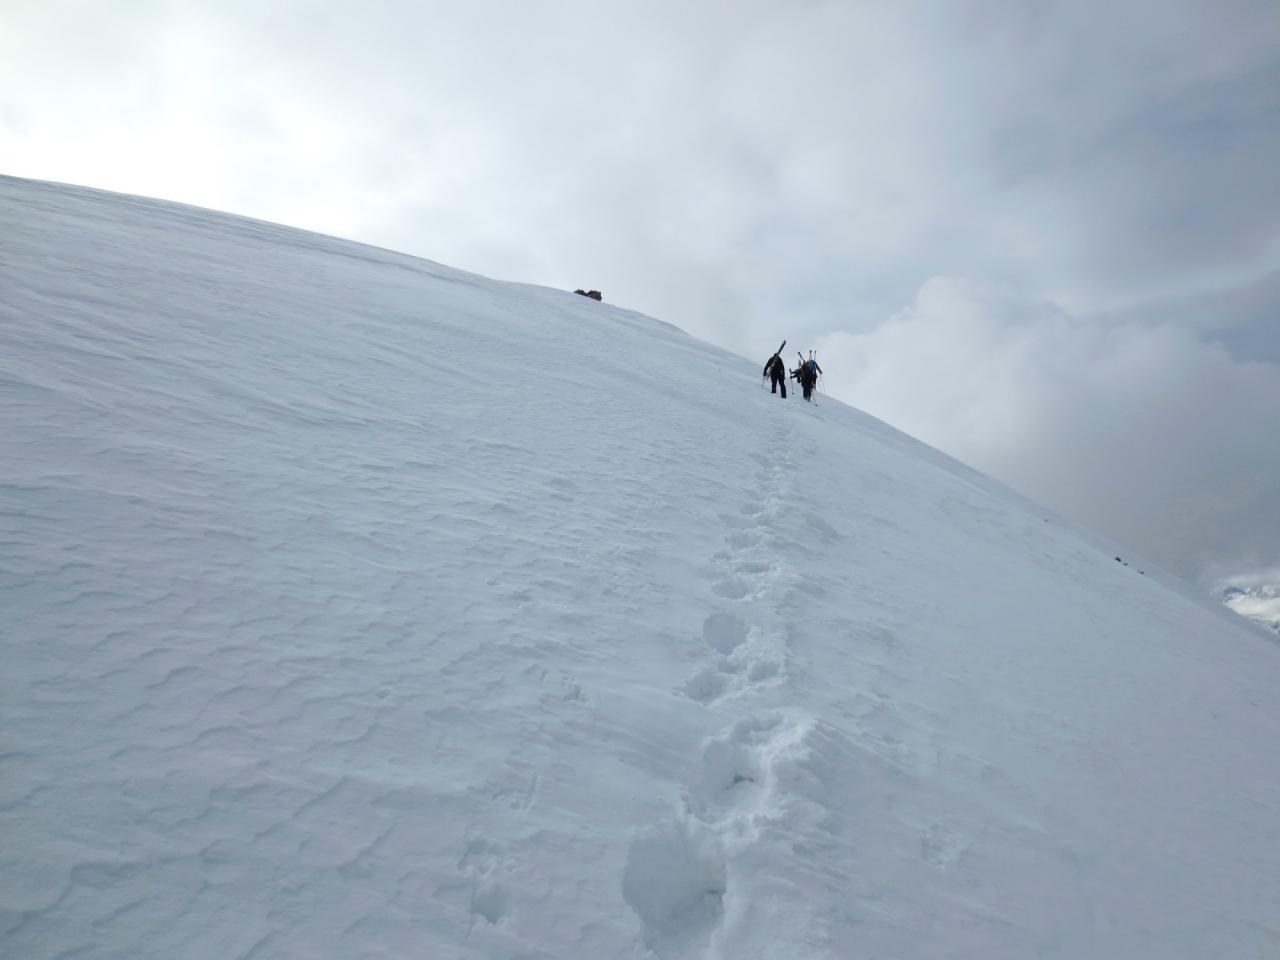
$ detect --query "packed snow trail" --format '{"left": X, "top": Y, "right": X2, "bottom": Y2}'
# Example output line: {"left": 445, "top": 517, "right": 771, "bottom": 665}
{"left": 3, "top": 175, "right": 1280, "bottom": 959}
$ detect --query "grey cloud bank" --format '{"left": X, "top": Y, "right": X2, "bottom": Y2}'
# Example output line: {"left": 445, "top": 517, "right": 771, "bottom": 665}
{"left": 3, "top": 0, "right": 1278, "bottom": 590}
{"left": 817, "top": 278, "right": 1280, "bottom": 586}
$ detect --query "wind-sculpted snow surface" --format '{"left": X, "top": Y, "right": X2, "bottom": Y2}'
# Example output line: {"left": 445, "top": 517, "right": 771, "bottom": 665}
{"left": 3, "top": 175, "right": 1280, "bottom": 959}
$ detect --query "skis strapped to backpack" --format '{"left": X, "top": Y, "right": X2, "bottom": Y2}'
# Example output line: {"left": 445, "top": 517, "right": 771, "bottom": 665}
{"left": 764, "top": 340, "right": 787, "bottom": 381}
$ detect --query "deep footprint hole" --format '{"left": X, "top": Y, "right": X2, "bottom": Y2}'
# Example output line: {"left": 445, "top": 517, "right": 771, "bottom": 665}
{"left": 711, "top": 578, "right": 751, "bottom": 600}
{"left": 702, "top": 612, "right": 748, "bottom": 654}
{"left": 622, "top": 819, "right": 726, "bottom": 953}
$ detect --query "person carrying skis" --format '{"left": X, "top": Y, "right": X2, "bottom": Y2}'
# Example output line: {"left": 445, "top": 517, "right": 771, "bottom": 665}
{"left": 797, "top": 352, "right": 823, "bottom": 402}
{"left": 762, "top": 342, "right": 787, "bottom": 399}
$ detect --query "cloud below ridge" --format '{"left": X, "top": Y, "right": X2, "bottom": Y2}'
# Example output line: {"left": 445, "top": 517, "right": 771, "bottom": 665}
{"left": 817, "top": 277, "right": 1280, "bottom": 584}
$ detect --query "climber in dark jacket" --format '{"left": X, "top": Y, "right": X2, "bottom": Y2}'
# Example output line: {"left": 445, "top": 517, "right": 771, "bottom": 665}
{"left": 763, "top": 351, "right": 787, "bottom": 398}
{"left": 797, "top": 355, "right": 822, "bottom": 401}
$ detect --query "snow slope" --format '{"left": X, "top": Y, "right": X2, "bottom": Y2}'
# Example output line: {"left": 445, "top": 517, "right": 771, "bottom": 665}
{"left": 3, "top": 174, "right": 1279, "bottom": 960}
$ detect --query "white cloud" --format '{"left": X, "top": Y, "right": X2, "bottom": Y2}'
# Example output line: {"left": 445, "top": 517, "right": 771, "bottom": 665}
{"left": 1219, "top": 569, "right": 1280, "bottom": 634}
{"left": 817, "top": 277, "right": 1280, "bottom": 583}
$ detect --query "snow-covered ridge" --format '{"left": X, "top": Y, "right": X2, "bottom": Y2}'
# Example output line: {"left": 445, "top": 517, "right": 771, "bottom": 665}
{"left": 4, "top": 175, "right": 1280, "bottom": 959}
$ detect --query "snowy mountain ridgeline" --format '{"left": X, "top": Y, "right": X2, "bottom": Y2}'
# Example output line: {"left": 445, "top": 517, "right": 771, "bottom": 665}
{"left": 4, "top": 174, "right": 1280, "bottom": 960}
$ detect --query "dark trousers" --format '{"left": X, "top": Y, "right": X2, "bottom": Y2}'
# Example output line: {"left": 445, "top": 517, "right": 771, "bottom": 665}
{"left": 770, "top": 370, "right": 786, "bottom": 398}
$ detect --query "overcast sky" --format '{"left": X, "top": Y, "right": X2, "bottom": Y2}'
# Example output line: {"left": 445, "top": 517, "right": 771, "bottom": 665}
{"left": 4, "top": 0, "right": 1278, "bottom": 589}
